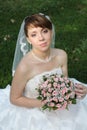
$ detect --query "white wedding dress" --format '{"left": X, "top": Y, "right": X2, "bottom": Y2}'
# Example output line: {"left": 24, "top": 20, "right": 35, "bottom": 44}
{"left": 0, "top": 67, "right": 87, "bottom": 130}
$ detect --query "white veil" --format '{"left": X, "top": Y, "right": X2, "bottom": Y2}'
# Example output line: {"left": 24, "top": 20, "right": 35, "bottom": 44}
{"left": 12, "top": 13, "right": 55, "bottom": 76}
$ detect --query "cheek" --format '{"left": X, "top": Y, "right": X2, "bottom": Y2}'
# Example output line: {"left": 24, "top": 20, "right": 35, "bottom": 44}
{"left": 27, "top": 36, "right": 36, "bottom": 44}
{"left": 29, "top": 38, "right": 37, "bottom": 46}
{"left": 46, "top": 33, "right": 52, "bottom": 42}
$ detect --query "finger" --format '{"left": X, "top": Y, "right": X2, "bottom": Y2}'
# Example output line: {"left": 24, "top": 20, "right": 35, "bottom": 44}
{"left": 76, "top": 93, "right": 86, "bottom": 99}
{"left": 75, "top": 88, "right": 84, "bottom": 94}
{"left": 75, "top": 90, "right": 86, "bottom": 98}
{"left": 75, "top": 92, "right": 84, "bottom": 96}
{"left": 75, "top": 84, "right": 84, "bottom": 90}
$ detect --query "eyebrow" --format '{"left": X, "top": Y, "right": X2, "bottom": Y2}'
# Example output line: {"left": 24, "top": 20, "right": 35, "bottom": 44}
{"left": 31, "top": 31, "right": 37, "bottom": 33}
{"left": 29, "top": 28, "right": 48, "bottom": 34}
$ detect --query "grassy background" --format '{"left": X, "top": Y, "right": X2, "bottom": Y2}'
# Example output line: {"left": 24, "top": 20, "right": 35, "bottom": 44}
{"left": 0, "top": 0, "right": 87, "bottom": 88}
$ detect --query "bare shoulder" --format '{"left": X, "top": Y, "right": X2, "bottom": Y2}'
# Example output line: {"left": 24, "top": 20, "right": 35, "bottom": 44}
{"left": 14, "top": 52, "right": 32, "bottom": 77}
{"left": 11, "top": 52, "right": 34, "bottom": 89}
{"left": 51, "top": 48, "right": 68, "bottom": 66}
{"left": 52, "top": 48, "right": 67, "bottom": 57}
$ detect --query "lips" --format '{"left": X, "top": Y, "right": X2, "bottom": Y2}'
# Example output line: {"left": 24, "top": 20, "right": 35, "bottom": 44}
{"left": 40, "top": 42, "right": 47, "bottom": 47}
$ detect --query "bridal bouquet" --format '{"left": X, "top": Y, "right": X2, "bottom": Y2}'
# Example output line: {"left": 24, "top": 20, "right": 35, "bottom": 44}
{"left": 36, "top": 74, "right": 76, "bottom": 111}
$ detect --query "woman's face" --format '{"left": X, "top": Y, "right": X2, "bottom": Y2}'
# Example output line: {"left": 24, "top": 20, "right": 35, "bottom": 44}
{"left": 26, "top": 26, "right": 52, "bottom": 52}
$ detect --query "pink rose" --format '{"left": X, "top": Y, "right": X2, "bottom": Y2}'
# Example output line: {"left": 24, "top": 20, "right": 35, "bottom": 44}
{"left": 60, "top": 88, "right": 66, "bottom": 95}
{"left": 64, "top": 94, "right": 70, "bottom": 100}
{"left": 53, "top": 82, "right": 58, "bottom": 87}
{"left": 48, "top": 83, "right": 52, "bottom": 88}
{"left": 59, "top": 77, "right": 64, "bottom": 82}
{"left": 58, "top": 97, "right": 64, "bottom": 102}
{"left": 52, "top": 97, "right": 58, "bottom": 102}
{"left": 54, "top": 78, "right": 58, "bottom": 82}
{"left": 48, "top": 88, "right": 52, "bottom": 93}
{"left": 60, "top": 83, "right": 65, "bottom": 88}
{"left": 52, "top": 90, "right": 58, "bottom": 96}
{"left": 49, "top": 102, "right": 55, "bottom": 107}
{"left": 56, "top": 103, "right": 62, "bottom": 108}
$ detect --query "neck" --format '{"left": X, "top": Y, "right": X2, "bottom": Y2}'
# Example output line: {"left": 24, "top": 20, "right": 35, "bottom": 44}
{"left": 31, "top": 49, "right": 52, "bottom": 63}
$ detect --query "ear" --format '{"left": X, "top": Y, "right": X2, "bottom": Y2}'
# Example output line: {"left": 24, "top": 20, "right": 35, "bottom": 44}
{"left": 26, "top": 37, "right": 31, "bottom": 44}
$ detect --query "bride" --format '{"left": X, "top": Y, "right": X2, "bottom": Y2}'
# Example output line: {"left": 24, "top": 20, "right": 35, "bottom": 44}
{"left": 0, "top": 13, "right": 87, "bottom": 130}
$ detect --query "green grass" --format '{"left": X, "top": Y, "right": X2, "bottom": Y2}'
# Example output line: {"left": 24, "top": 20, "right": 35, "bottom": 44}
{"left": 0, "top": 0, "right": 87, "bottom": 88}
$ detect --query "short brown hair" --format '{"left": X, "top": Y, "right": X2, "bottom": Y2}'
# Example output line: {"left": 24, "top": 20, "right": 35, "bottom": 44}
{"left": 24, "top": 14, "right": 52, "bottom": 37}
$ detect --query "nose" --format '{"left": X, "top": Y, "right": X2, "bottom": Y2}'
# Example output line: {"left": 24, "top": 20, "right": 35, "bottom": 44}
{"left": 38, "top": 33, "right": 44, "bottom": 41}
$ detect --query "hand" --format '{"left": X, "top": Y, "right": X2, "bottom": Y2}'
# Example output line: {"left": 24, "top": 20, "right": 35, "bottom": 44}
{"left": 75, "top": 83, "right": 87, "bottom": 99}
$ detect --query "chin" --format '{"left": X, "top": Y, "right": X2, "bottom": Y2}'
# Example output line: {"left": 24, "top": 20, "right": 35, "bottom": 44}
{"left": 41, "top": 46, "right": 50, "bottom": 52}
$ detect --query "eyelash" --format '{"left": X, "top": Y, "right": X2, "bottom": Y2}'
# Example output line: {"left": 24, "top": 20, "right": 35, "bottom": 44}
{"left": 43, "top": 29, "right": 48, "bottom": 33}
{"left": 31, "top": 34, "right": 36, "bottom": 37}
{"left": 31, "top": 29, "right": 48, "bottom": 37}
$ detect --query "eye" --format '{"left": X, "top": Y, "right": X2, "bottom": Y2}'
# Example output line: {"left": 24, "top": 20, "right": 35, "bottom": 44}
{"left": 31, "top": 33, "right": 36, "bottom": 37}
{"left": 43, "top": 29, "right": 48, "bottom": 33}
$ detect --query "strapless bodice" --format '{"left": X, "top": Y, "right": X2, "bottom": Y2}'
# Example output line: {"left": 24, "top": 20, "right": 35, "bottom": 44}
{"left": 24, "top": 67, "right": 63, "bottom": 98}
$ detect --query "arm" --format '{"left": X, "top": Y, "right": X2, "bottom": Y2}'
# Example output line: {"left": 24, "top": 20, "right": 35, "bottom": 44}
{"left": 58, "top": 50, "right": 87, "bottom": 98}
{"left": 58, "top": 50, "right": 68, "bottom": 77}
{"left": 10, "top": 63, "right": 42, "bottom": 108}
